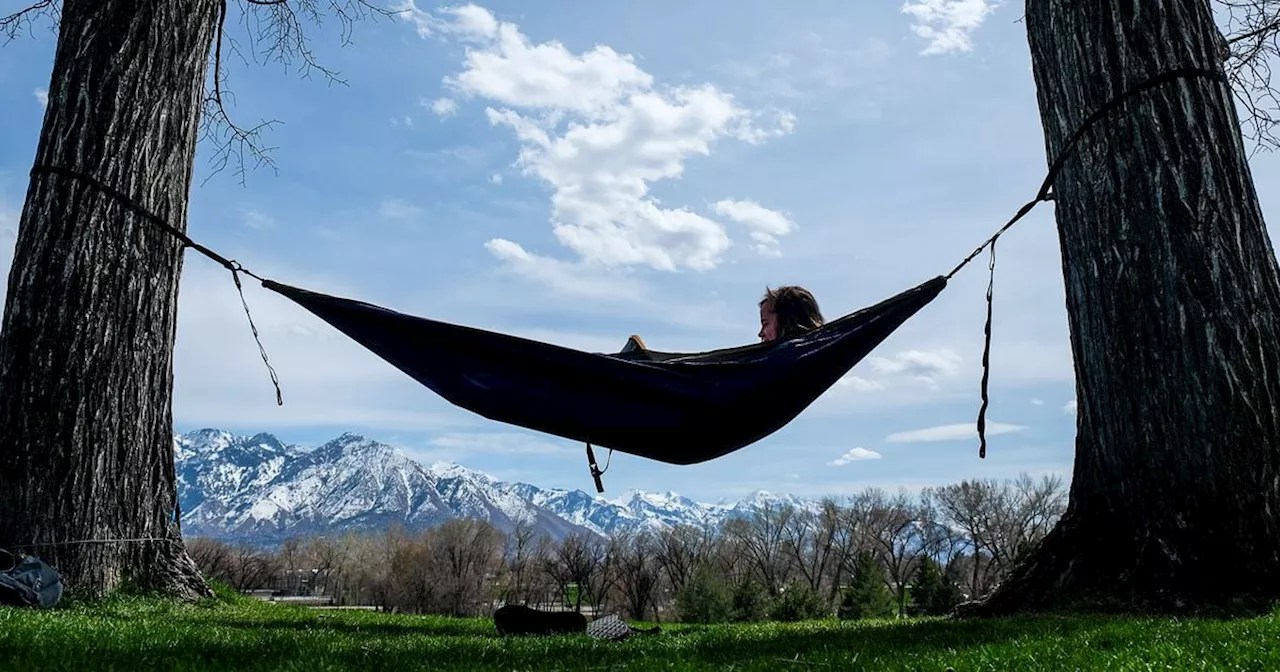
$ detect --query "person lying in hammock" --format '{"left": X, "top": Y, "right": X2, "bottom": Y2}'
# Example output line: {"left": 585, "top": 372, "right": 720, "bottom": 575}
{"left": 620, "top": 284, "right": 825, "bottom": 353}
{"left": 757, "top": 285, "right": 825, "bottom": 343}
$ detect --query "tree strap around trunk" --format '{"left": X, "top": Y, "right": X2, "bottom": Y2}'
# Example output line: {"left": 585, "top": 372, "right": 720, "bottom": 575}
{"left": 943, "top": 65, "right": 1228, "bottom": 459}
{"left": 26, "top": 163, "right": 282, "bottom": 407}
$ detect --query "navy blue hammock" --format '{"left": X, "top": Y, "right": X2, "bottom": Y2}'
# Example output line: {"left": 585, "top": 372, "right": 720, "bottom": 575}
{"left": 261, "top": 277, "right": 948, "bottom": 479}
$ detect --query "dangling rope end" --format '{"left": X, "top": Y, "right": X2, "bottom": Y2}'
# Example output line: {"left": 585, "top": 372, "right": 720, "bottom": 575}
{"left": 976, "top": 240, "right": 996, "bottom": 459}
{"left": 228, "top": 265, "right": 283, "bottom": 406}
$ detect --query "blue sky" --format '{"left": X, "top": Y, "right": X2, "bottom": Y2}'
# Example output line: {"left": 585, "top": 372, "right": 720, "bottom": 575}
{"left": 2, "top": 1, "right": 1277, "bottom": 502}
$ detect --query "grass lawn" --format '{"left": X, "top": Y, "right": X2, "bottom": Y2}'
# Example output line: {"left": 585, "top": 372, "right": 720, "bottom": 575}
{"left": 1, "top": 588, "right": 1277, "bottom": 671}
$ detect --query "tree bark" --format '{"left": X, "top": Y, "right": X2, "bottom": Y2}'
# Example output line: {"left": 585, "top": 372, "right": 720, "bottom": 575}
{"left": 0, "top": 0, "right": 222, "bottom": 599}
{"left": 962, "top": 0, "right": 1280, "bottom": 615}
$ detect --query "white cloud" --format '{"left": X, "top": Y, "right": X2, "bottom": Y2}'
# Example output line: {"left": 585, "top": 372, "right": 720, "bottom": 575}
{"left": 379, "top": 198, "right": 421, "bottom": 219}
{"left": 1064, "top": 399, "right": 1077, "bottom": 416}
{"left": 885, "top": 422, "right": 1026, "bottom": 443}
{"left": 425, "top": 431, "right": 572, "bottom": 455}
{"left": 394, "top": 0, "right": 437, "bottom": 37}
{"left": 429, "top": 97, "right": 458, "bottom": 117}
{"left": 34, "top": 88, "right": 47, "bottom": 108}
{"left": 489, "top": 173, "right": 503, "bottom": 184}
{"left": 902, "top": 0, "right": 998, "bottom": 55}
{"left": 869, "top": 348, "right": 962, "bottom": 386}
{"left": 1031, "top": 398, "right": 1045, "bottom": 406}
{"left": 712, "top": 199, "right": 795, "bottom": 255}
{"left": 828, "top": 447, "right": 882, "bottom": 466}
{"left": 834, "top": 374, "right": 885, "bottom": 392}
{"left": 242, "top": 210, "right": 275, "bottom": 230}
{"left": 484, "top": 238, "right": 643, "bottom": 301}
{"left": 413, "top": 4, "right": 794, "bottom": 274}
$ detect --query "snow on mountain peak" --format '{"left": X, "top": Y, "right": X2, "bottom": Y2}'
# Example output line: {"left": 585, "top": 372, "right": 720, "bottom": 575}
{"left": 429, "top": 460, "right": 480, "bottom": 480}
{"left": 174, "top": 428, "right": 818, "bottom": 545}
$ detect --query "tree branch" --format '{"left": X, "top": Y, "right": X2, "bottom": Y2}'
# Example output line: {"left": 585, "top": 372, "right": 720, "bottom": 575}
{"left": 1214, "top": 0, "right": 1280, "bottom": 152}
{"left": 200, "top": 0, "right": 401, "bottom": 185}
{"left": 1, "top": 0, "right": 59, "bottom": 44}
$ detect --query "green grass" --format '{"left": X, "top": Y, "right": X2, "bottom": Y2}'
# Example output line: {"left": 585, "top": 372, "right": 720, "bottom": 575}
{"left": 1, "top": 589, "right": 1278, "bottom": 671}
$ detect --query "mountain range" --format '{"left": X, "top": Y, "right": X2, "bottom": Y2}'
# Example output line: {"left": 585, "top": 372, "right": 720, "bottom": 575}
{"left": 175, "top": 429, "right": 817, "bottom": 545}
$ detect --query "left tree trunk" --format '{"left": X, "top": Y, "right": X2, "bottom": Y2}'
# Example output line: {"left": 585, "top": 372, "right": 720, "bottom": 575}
{"left": 0, "top": 0, "right": 222, "bottom": 598}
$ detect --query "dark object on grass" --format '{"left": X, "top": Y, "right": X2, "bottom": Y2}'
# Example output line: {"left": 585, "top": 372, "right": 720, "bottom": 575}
{"left": 493, "top": 604, "right": 588, "bottom": 636}
{"left": 0, "top": 551, "right": 63, "bottom": 608}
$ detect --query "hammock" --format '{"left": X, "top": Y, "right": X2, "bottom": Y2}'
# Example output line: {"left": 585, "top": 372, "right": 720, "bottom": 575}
{"left": 26, "top": 62, "right": 1226, "bottom": 491}
{"left": 261, "top": 276, "right": 947, "bottom": 467}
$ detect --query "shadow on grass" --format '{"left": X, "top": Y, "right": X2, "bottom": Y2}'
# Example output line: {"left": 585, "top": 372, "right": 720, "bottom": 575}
{"left": 0, "top": 609, "right": 1131, "bottom": 671}
{"left": 170, "top": 613, "right": 493, "bottom": 639}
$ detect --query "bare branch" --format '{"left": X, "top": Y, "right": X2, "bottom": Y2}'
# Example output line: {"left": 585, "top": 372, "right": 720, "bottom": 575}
{"left": 200, "top": 0, "right": 402, "bottom": 185}
{"left": 1, "top": 0, "right": 59, "bottom": 44}
{"left": 1214, "top": 0, "right": 1280, "bottom": 152}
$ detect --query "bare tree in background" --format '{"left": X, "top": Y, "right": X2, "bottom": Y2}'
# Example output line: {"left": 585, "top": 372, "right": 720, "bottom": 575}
{"left": 930, "top": 480, "right": 1007, "bottom": 594}
{"left": 230, "top": 543, "right": 280, "bottom": 591}
{"left": 616, "top": 531, "right": 663, "bottom": 621}
{"left": 0, "top": 0, "right": 393, "bottom": 599}
{"left": 553, "top": 533, "right": 603, "bottom": 612}
{"left": 277, "top": 536, "right": 303, "bottom": 585}
{"left": 864, "top": 491, "right": 926, "bottom": 618}
{"left": 655, "top": 524, "right": 711, "bottom": 597}
{"left": 303, "top": 535, "right": 351, "bottom": 596}
{"left": 502, "top": 521, "right": 538, "bottom": 605}
{"left": 431, "top": 519, "right": 505, "bottom": 617}
{"left": 917, "top": 489, "right": 967, "bottom": 584}
{"left": 825, "top": 492, "right": 873, "bottom": 605}
{"left": 727, "top": 500, "right": 796, "bottom": 597}
{"left": 186, "top": 537, "right": 236, "bottom": 587}
{"left": 784, "top": 500, "right": 843, "bottom": 599}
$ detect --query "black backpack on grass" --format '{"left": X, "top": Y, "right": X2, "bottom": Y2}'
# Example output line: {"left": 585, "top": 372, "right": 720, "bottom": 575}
{"left": 0, "top": 552, "right": 63, "bottom": 608}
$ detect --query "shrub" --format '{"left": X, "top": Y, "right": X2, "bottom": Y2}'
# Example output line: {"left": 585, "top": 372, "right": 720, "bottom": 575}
{"left": 730, "top": 579, "right": 769, "bottom": 622}
{"left": 677, "top": 565, "right": 732, "bottom": 623}
{"left": 768, "top": 582, "right": 830, "bottom": 622}
{"left": 908, "top": 558, "right": 962, "bottom": 617}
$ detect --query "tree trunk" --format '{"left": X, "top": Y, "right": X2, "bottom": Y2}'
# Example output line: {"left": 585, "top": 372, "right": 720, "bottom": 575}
{"left": 962, "top": 0, "right": 1280, "bottom": 616}
{"left": 0, "top": 0, "right": 221, "bottom": 599}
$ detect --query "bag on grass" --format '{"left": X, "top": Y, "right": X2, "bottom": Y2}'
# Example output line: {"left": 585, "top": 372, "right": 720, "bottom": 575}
{"left": 0, "top": 551, "right": 64, "bottom": 608}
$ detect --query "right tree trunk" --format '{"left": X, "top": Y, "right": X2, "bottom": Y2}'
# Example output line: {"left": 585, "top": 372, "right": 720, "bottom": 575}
{"left": 963, "top": 0, "right": 1280, "bottom": 615}
{"left": 0, "top": 0, "right": 221, "bottom": 598}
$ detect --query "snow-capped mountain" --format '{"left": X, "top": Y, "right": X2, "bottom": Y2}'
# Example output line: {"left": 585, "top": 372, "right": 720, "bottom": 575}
{"left": 175, "top": 429, "right": 819, "bottom": 546}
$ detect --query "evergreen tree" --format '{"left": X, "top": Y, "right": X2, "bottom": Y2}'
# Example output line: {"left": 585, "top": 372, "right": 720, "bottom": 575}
{"left": 838, "top": 551, "right": 896, "bottom": 620}
{"left": 908, "top": 558, "right": 962, "bottom": 617}
{"left": 676, "top": 564, "right": 732, "bottom": 623}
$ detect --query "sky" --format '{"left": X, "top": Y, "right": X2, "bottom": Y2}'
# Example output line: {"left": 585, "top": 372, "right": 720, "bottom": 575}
{"left": 1, "top": 1, "right": 1278, "bottom": 503}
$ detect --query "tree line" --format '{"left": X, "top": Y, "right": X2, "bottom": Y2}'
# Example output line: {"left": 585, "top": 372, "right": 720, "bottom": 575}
{"left": 188, "top": 473, "right": 1066, "bottom": 622}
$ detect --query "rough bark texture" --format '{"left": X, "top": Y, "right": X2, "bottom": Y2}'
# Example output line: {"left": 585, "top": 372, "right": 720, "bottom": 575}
{"left": 0, "top": 0, "right": 222, "bottom": 599}
{"left": 962, "top": 0, "right": 1280, "bottom": 616}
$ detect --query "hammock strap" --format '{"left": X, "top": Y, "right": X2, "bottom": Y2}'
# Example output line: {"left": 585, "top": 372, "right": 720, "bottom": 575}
{"left": 27, "top": 163, "right": 282, "bottom": 406}
{"left": 943, "top": 65, "right": 1229, "bottom": 458}
{"left": 585, "top": 443, "right": 613, "bottom": 494}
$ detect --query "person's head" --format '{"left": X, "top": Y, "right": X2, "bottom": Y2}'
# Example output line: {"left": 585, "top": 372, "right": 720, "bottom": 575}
{"left": 758, "top": 285, "right": 824, "bottom": 342}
